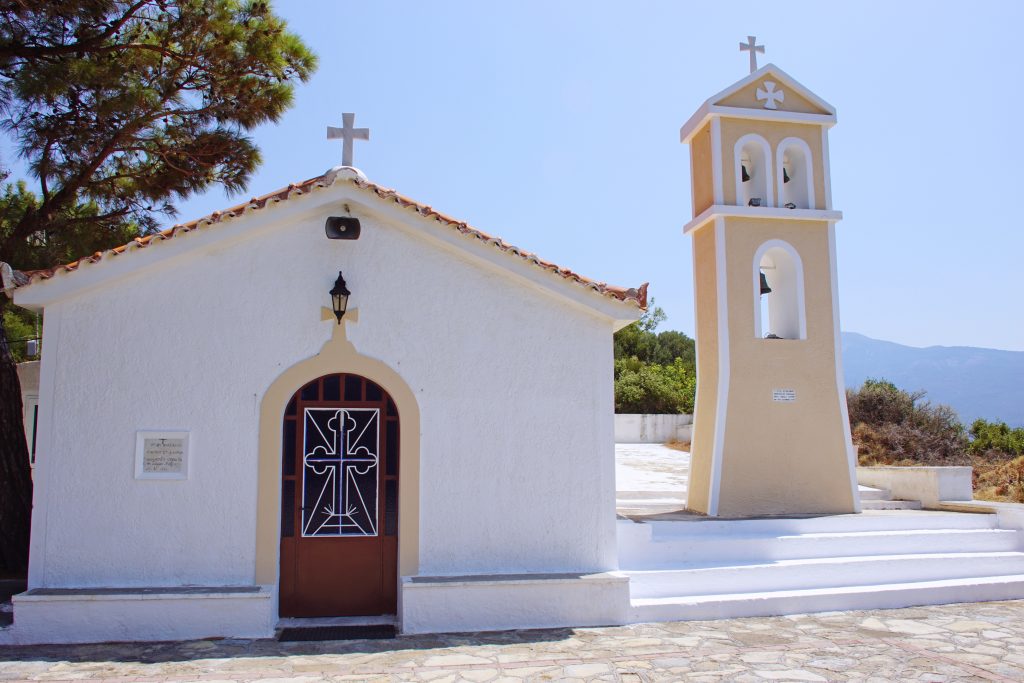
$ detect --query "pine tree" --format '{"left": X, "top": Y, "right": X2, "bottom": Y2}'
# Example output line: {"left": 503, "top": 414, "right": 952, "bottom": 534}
{"left": 0, "top": 0, "right": 316, "bottom": 573}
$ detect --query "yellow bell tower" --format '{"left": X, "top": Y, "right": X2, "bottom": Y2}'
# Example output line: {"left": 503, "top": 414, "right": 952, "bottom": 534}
{"left": 680, "top": 61, "right": 859, "bottom": 517}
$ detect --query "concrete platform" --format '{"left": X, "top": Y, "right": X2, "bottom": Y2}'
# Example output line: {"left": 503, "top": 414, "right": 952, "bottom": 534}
{"left": 614, "top": 444, "right": 1024, "bottom": 623}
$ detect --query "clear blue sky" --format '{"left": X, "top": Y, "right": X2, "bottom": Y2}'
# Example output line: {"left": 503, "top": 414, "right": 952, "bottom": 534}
{"left": 118, "top": 2, "right": 1024, "bottom": 351}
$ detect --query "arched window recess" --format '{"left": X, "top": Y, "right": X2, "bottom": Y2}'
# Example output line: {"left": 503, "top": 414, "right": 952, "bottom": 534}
{"left": 776, "top": 137, "right": 815, "bottom": 210}
{"left": 753, "top": 240, "right": 807, "bottom": 341}
{"left": 734, "top": 134, "right": 774, "bottom": 209}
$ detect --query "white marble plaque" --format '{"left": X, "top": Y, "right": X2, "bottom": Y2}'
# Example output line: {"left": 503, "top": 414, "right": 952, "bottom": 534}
{"left": 135, "top": 431, "right": 189, "bottom": 480}
{"left": 772, "top": 388, "right": 797, "bottom": 403}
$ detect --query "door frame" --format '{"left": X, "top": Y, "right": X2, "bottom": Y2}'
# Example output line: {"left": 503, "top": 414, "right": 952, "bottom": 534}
{"left": 255, "top": 328, "right": 421, "bottom": 612}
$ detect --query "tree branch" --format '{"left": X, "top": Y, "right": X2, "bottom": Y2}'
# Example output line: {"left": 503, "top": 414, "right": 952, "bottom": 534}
{"left": 0, "top": 1, "right": 152, "bottom": 61}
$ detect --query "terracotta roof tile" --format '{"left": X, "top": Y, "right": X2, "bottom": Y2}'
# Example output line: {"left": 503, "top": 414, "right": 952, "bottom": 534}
{"left": 14, "top": 169, "right": 648, "bottom": 310}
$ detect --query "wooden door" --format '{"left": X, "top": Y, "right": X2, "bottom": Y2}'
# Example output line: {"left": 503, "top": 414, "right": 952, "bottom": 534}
{"left": 279, "top": 373, "right": 399, "bottom": 617}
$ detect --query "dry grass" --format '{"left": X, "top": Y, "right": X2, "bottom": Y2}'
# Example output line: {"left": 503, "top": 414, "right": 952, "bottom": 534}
{"left": 664, "top": 440, "right": 691, "bottom": 452}
{"left": 974, "top": 455, "right": 1024, "bottom": 503}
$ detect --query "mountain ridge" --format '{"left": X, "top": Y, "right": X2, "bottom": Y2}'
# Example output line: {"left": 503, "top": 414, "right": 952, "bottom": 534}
{"left": 841, "top": 331, "right": 1024, "bottom": 427}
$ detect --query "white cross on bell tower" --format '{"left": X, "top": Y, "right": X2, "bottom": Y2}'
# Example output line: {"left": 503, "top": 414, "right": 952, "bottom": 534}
{"left": 739, "top": 36, "right": 765, "bottom": 74}
{"left": 327, "top": 113, "right": 370, "bottom": 167}
{"left": 756, "top": 81, "right": 785, "bottom": 110}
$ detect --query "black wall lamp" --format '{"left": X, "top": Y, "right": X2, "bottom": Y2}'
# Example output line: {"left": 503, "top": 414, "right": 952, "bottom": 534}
{"left": 329, "top": 271, "right": 351, "bottom": 324}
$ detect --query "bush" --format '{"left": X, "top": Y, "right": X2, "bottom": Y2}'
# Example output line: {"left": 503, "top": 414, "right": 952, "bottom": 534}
{"left": 3, "top": 308, "right": 37, "bottom": 363}
{"left": 847, "top": 379, "right": 967, "bottom": 466}
{"left": 613, "top": 303, "right": 696, "bottom": 414}
{"left": 614, "top": 357, "right": 695, "bottom": 414}
{"left": 968, "top": 419, "right": 1024, "bottom": 459}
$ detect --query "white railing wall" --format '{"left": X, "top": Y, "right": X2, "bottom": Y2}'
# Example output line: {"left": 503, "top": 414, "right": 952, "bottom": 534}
{"left": 614, "top": 414, "right": 693, "bottom": 444}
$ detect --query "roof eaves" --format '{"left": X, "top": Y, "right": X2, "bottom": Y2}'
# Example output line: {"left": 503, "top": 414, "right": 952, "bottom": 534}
{"left": 11, "top": 168, "right": 648, "bottom": 311}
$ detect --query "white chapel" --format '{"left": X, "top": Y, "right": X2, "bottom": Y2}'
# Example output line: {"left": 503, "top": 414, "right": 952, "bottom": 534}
{"left": 3, "top": 48, "right": 1024, "bottom": 645}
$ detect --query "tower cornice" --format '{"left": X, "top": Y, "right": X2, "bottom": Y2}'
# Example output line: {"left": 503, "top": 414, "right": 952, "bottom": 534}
{"left": 680, "top": 105, "right": 836, "bottom": 144}
{"left": 683, "top": 205, "right": 842, "bottom": 235}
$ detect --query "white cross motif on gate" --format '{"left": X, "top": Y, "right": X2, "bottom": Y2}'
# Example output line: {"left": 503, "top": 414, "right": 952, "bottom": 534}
{"left": 756, "top": 81, "right": 785, "bottom": 110}
{"left": 327, "top": 113, "right": 370, "bottom": 167}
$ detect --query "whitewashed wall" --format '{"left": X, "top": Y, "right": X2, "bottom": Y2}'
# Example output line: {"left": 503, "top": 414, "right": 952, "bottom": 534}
{"left": 614, "top": 414, "right": 693, "bottom": 443}
{"left": 23, "top": 183, "right": 624, "bottom": 592}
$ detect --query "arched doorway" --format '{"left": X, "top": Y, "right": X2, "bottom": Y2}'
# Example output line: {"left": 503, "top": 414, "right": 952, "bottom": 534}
{"left": 279, "top": 372, "right": 399, "bottom": 617}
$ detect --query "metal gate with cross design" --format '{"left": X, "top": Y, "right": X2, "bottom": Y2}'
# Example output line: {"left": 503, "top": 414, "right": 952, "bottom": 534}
{"left": 279, "top": 373, "right": 399, "bottom": 617}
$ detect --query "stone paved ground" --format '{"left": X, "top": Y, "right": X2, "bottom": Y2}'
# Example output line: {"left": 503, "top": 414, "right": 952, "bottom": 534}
{"left": 2, "top": 600, "right": 1024, "bottom": 682}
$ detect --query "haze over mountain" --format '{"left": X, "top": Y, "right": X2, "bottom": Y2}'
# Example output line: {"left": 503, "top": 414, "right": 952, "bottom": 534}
{"left": 841, "top": 332, "right": 1024, "bottom": 428}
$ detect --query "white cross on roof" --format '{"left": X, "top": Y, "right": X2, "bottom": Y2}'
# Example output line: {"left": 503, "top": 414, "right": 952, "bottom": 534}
{"left": 327, "top": 113, "right": 370, "bottom": 168}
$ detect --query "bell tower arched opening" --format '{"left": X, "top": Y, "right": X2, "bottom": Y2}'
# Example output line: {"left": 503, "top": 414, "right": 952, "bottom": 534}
{"left": 754, "top": 240, "right": 806, "bottom": 340}
{"left": 735, "top": 134, "right": 774, "bottom": 208}
{"left": 777, "top": 137, "right": 815, "bottom": 209}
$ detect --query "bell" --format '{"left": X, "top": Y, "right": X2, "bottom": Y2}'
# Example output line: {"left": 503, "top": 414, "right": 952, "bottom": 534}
{"left": 759, "top": 271, "right": 772, "bottom": 295}
{"left": 783, "top": 167, "right": 791, "bottom": 184}
{"left": 741, "top": 164, "right": 750, "bottom": 183}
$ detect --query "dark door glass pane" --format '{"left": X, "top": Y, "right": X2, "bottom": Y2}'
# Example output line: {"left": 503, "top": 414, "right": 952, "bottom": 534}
{"left": 344, "top": 375, "right": 362, "bottom": 401}
{"left": 322, "top": 374, "right": 341, "bottom": 401}
{"left": 385, "top": 420, "right": 398, "bottom": 476}
{"left": 282, "top": 419, "right": 296, "bottom": 476}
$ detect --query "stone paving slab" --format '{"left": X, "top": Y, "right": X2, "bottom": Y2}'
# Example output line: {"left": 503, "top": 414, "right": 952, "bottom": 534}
{"left": 1, "top": 600, "right": 1023, "bottom": 681}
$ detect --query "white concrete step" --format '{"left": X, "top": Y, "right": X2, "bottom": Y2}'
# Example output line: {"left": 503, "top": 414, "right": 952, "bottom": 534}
{"left": 860, "top": 499, "right": 923, "bottom": 510}
{"left": 616, "top": 491, "right": 687, "bottom": 513}
{"left": 858, "top": 485, "right": 892, "bottom": 501}
{"left": 632, "top": 511, "right": 998, "bottom": 539}
{"left": 621, "top": 526, "right": 1019, "bottom": 568}
{"left": 630, "top": 574, "right": 1024, "bottom": 623}
{"left": 625, "top": 551, "right": 1024, "bottom": 599}
{"left": 617, "top": 503, "right": 689, "bottom": 516}
{"left": 617, "top": 491, "right": 688, "bottom": 502}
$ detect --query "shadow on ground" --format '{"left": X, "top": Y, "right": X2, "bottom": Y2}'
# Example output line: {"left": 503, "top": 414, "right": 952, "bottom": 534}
{"left": 0, "top": 625, "right": 579, "bottom": 665}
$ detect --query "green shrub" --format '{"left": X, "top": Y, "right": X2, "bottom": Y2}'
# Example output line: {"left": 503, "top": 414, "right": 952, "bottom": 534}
{"left": 612, "top": 303, "right": 696, "bottom": 414}
{"left": 614, "top": 357, "right": 695, "bottom": 414}
{"left": 3, "top": 308, "right": 37, "bottom": 363}
{"left": 968, "top": 419, "right": 1024, "bottom": 459}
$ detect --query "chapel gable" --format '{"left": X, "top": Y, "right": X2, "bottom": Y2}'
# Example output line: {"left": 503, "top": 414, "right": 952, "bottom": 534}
{"left": 712, "top": 66, "right": 834, "bottom": 116}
